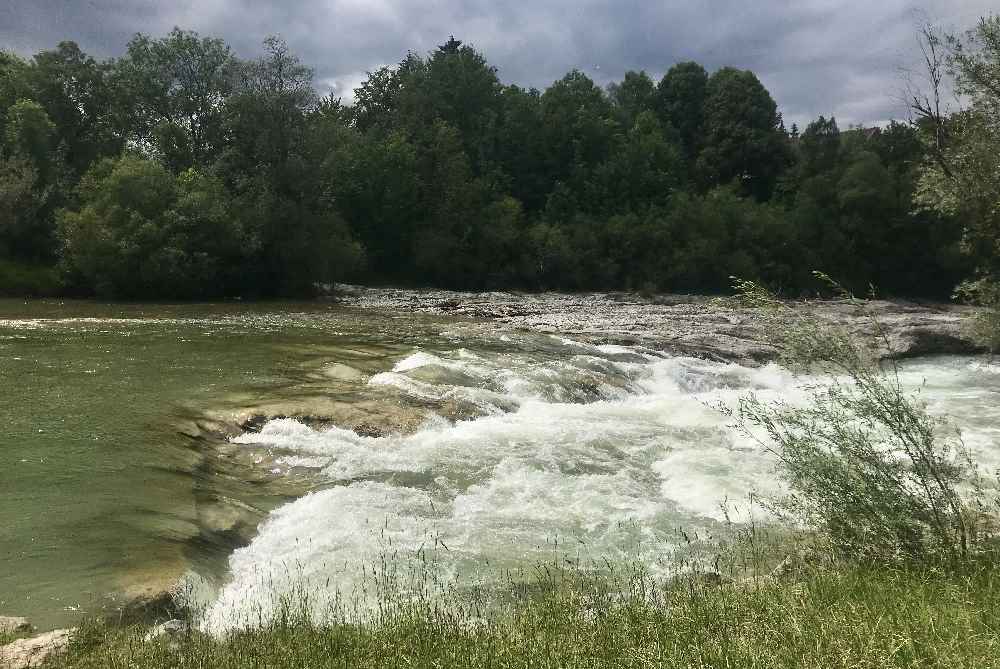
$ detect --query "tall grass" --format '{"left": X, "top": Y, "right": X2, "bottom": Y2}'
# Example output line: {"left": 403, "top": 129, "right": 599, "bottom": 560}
{"left": 50, "top": 556, "right": 1000, "bottom": 668}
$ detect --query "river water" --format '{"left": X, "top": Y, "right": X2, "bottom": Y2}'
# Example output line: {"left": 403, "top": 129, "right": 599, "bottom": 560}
{"left": 1, "top": 299, "right": 998, "bottom": 632}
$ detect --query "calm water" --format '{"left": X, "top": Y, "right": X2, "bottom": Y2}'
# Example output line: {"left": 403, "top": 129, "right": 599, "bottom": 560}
{"left": 1, "top": 299, "right": 998, "bottom": 632}
{"left": 0, "top": 300, "right": 452, "bottom": 629}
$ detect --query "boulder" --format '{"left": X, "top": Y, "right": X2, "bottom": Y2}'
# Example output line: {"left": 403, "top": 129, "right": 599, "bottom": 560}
{"left": 352, "top": 422, "right": 384, "bottom": 438}
{"left": 115, "top": 588, "right": 179, "bottom": 625}
{"left": 320, "top": 363, "right": 365, "bottom": 382}
{"left": 0, "top": 629, "right": 73, "bottom": 669}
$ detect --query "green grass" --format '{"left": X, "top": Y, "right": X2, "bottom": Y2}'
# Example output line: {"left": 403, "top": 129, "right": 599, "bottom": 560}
{"left": 47, "top": 562, "right": 1000, "bottom": 669}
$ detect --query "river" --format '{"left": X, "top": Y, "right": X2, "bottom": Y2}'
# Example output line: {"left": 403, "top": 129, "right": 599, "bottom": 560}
{"left": 1, "top": 298, "right": 997, "bottom": 632}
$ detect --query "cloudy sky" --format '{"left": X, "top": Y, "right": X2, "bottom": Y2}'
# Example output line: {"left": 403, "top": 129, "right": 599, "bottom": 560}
{"left": 1, "top": 0, "right": 995, "bottom": 127}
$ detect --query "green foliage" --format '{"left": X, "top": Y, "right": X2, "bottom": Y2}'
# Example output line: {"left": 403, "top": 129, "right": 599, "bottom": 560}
{"left": 28, "top": 41, "right": 122, "bottom": 175}
{"left": 656, "top": 62, "right": 708, "bottom": 168}
{"left": 955, "top": 277, "right": 1000, "bottom": 354}
{"left": 726, "top": 278, "right": 991, "bottom": 564}
{"left": 799, "top": 115, "right": 841, "bottom": 176}
{"left": 57, "top": 155, "right": 245, "bottom": 298}
{"left": 214, "top": 37, "right": 362, "bottom": 296}
{"left": 0, "top": 258, "right": 59, "bottom": 296}
{"left": 608, "top": 70, "right": 656, "bottom": 128}
{"left": 911, "top": 16, "right": 1000, "bottom": 345}
{"left": 699, "top": 67, "right": 790, "bottom": 200}
{"left": 4, "top": 99, "right": 56, "bottom": 168}
{"left": 0, "top": 155, "right": 42, "bottom": 258}
{"left": 47, "top": 563, "right": 1000, "bottom": 668}
{"left": 0, "top": 25, "right": 989, "bottom": 298}
{"left": 114, "top": 28, "right": 235, "bottom": 167}
{"left": 0, "top": 52, "right": 32, "bottom": 132}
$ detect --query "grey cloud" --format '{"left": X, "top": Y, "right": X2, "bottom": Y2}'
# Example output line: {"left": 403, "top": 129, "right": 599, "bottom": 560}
{"left": 0, "top": 0, "right": 995, "bottom": 127}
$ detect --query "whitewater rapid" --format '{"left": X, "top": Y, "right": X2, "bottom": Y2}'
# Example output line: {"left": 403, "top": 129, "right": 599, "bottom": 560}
{"left": 198, "top": 338, "right": 1000, "bottom": 634}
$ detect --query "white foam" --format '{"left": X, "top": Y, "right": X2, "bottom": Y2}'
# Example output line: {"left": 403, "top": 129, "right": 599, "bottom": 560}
{"left": 206, "top": 346, "right": 998, "bottom": 634}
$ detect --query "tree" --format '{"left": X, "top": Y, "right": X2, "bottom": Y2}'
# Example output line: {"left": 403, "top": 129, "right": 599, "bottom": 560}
{"left": 217, "top": 37, "right": 361, "bottom": 295}
{"left": 799, "top": 116, "right": 841, "bottom": 177}
{"left": 609, "top": 70, "right": 656, "bottom": 128}
{"left": 495, "top": 85, "right": 547, "bottom": 212}
{"left": 57, "top": 155, "right": 245, "bottom": 298}
{"left": 351, "top": 66, "right": 400, "bottom": 133}
{"left": 114, "top": 28, "right": 236, "bottom": 168}
{"left": 28, "top": 42, "right": 122, "bottom": 174}
{"left": 699, "top": 67, "right": 790, "bottom": 200}
{"left": 539, "top": 70, "right": 617, "bottom": 195}
{"left": 410, "top": 121, "right": 517, "bottom": 288}
{"left": 915, "top": 18, "right": 1000, "bottom": 279}
{"left": 1, "top": 100, "right": 58, "bottom": 260}
{"left": 0, "top": 52, "right": 32, "bottom": 135}
{"left": 656, "top": 61, "right": 708, "bottom": 169}
{"left": 4, "top": 99, "right": 56, "bottom": 173}
{"left": 0, "top": 156, "right": 41, "bottom": 259}
{"left": 324, "top": 128, "right": 422, "bottom": 279}
{"left": 390, "top": 38, "right": 503, "bottom": 173}
{"left": 912, "top": 16, "right": 1000, "bottom": 344}
{"left": 590, "top": 111, "right": 682, "bottom": 213}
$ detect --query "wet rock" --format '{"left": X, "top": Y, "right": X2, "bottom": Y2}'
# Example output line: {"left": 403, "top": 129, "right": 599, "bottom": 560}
{"left": 197, "top": 499, "right": 262, "bottom": 538}
{"left": 353, "top": 422, "right": 384, "bottom": 438}
{"left": 143, "top": 619, "right": 189, "bottom": 643}
{"left": 115, "top": 588, "right": 179, "bottom": 625}
{"left": 0, "top": 619, "right": 30, "bottom": 636}
{"left": 334, "top": 284, "right": 982, "bottom": 364}
{"left": 0, "top": 629, "right": 73, "bottom": 669}
{"left": 240, "top": 414, "right": 271, "bottom": 433}
{"left": 320, "top": 363, "right": 365, "bottom": 382}
{"left": 887, "top": 323, "right": 983, "bottom": 358}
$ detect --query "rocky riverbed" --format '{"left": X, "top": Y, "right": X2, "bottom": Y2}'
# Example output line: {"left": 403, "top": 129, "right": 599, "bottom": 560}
{"left": 334, "top": 285, "right": 984, "bottom": 362}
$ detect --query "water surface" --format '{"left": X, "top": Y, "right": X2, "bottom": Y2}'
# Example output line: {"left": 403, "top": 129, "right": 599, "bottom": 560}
{"left": 1, "top": 299, "right": 997, "bottom": 632}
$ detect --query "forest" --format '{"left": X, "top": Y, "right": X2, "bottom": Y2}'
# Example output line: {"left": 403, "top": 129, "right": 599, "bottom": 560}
{"left": 0, "top": 23, "right": 996, "bottom": 300}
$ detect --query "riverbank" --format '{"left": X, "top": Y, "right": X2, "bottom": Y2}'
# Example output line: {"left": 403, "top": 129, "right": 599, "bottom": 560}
{"left": 21, "top": 555, "right": 1000, "bottom": 669}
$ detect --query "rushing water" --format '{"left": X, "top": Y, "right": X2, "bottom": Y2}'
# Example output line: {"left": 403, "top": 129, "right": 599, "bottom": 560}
{"left": 1, "top": 299, "right": 998, "bottom": 633}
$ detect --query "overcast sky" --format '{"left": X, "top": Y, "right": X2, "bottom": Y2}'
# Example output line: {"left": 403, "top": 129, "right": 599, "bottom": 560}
{"left": 1, "top": 1, "right": 995, "bottom": 127}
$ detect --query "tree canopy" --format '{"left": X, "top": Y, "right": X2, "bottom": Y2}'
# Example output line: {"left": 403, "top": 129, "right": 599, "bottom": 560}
{"left": 0, "top": 26, "right": 981, "bottom": 299}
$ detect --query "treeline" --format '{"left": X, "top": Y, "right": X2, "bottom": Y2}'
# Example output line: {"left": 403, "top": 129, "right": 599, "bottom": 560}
{"left": 0, "top": 31, "right": 974, "bottom": 298}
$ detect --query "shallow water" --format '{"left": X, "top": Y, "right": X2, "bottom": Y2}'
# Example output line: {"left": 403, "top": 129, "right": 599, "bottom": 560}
{"left": 0, "top": 300, "right": 455, "bottom": 629}
{"left": 1, "top": 299, "right": 997, "bottom": 632}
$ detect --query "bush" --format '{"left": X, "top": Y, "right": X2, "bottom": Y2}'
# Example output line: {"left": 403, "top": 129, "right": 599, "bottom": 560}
{"left": 57, "top": 156, "right": 246, "bottom": 299}
{"left": 0, "top": 258, "right": 59, "bottom": 296}
{"left": 723, "top": 276, "right": 992, "bottom": 565}
{"left": 955, "top": 277, "right": 1000, "bottom": 355}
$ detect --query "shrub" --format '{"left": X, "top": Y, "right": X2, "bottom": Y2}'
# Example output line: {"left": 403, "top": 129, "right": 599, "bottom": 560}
{"left": 955, "top": 277, "right": 1000, "bottom": 355}
{"left": 57, "top": 156, "right": 245, "bottom": 299}
{"left": 0, "top": 258, "right": 60, "bottom": 296}
{"left": 722, "top": 275, "right": 991, "bottom": 564}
